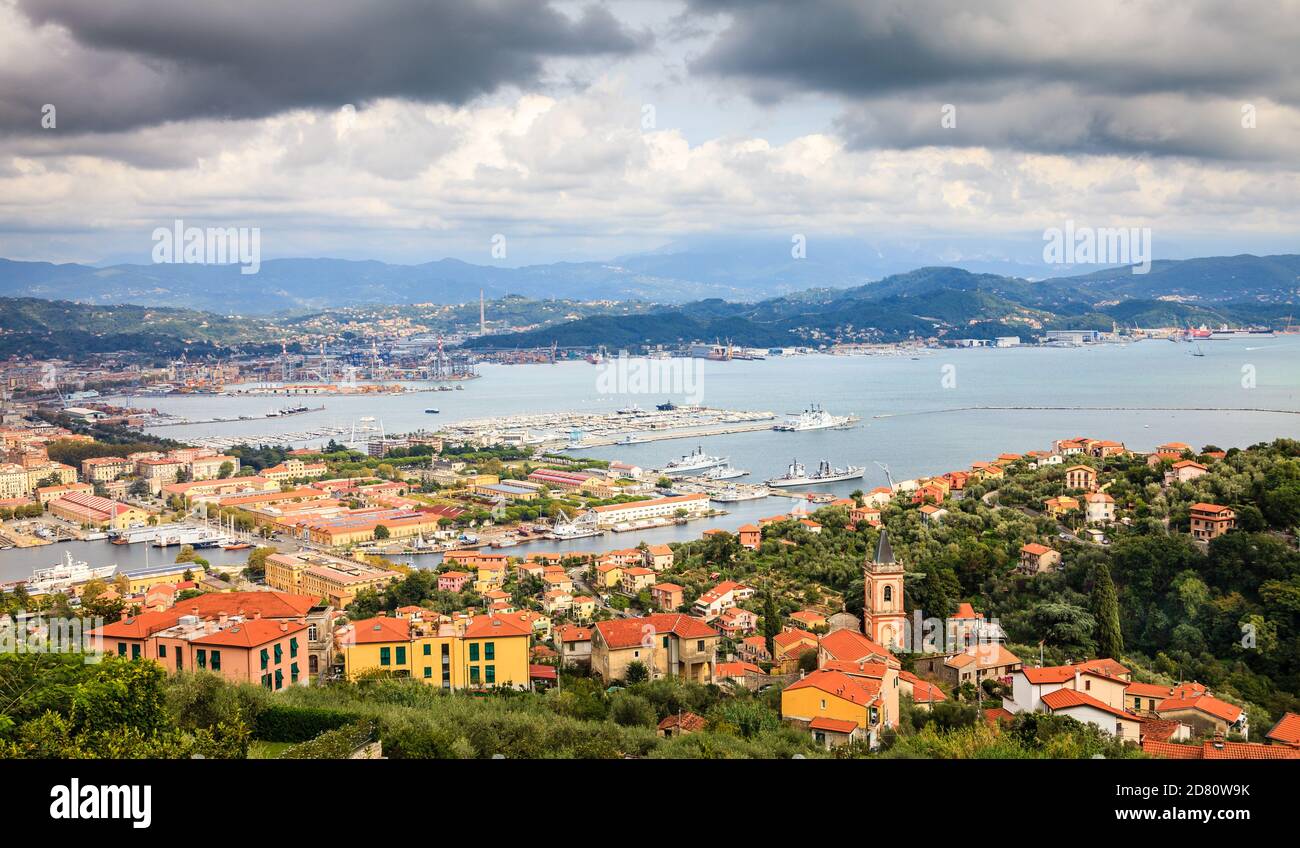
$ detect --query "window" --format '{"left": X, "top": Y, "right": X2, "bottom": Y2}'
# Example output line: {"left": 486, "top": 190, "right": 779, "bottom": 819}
{"left": 380, "top": 647, "right": 391, "bottom": 666}
{"left": 290, "top": 637, "right": 298, "bottom": 658}
{"left": 117, "top": 642, "right": 126, "bottom": 656}
{"left": 697, "top": 640, "right": 705, "bottom": 652}
{"left": 197, "top": 649, "right": 207, "bottom": 668}
{"left": 158, "top": 644, "right": 167, "bottom": 658}
{"left": 662, "top": 636, "right": 669, "bottom": 648}
{"left": 469, "top": 643, "right": 480, "bottom": 662}
{"left": 869, "top": 706, "right": 879, "bottom": 726}
{"left": 308, "top": 623, "right": 318, "bottom": 642}
{"left": 260, "top": 648, "right": 269, "bottom": 670}
{"left": 211, "top": 650, "right": 221, "bottom": 670}
{"left": 484, "top": 642, "right": 494, "bottom": 661}
{"left": 820, "top": 699, "right": 827, "bottom": 709}
{"left": 290, "top": 663, "right": 299, "bottom": 684}
{"left": 131, "top": 644, "right": 140, "bottom": 660}
{"left": 423, "top": 643, "right": 431, "bottom": 656}
{"left": 470, "top": 665, "right": 481, "bottom": 684}
{"left": 396, "top": 646, "right": 406, "bottom": 665}
{"left": 883, "top": 585, "right": 893, "bottom": 605}
{"left": 261, "top": 673, "right": 272, "bottom": 689}
{"left": 274, "top": 643, "right": 283, "bottom": 664}
{"left": 176, "top": 653, "right": 183, "bottom": 670}
{"left": 274, "top": 669, "right": 283, "bottom": 690}
{"left": 423, "top": 666, "right": 432, "bottom": 678}
{"left": 485, "top": 665, "right": 495, "bottom": 684}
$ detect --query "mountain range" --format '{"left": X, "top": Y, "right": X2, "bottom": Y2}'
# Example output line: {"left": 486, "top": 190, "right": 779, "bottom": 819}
{"left": 463, "top": 258, "right": 1300, "bottom": 349}
{"left": 3, "top": 246, "right": 1296, "bottom": 316}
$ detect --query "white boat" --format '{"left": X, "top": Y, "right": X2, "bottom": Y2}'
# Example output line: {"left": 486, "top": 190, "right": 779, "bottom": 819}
{"left": 703, "top": 464, "right": 748, "bottom": 480}
{"left": 617, "top": 434, "right": 646, "bottom": 445}
{"left": 616, "top": 404, "right": 643, "bottom": 415}
{"left": 709, "top": 487, "right": 768, "bottom": 502}
{"left": 662, "top": 445, "right": 729, "bottom": 476}
{"left": 774, "top": 404, "right": 860, "bottom": 431}
{"left": 549, "top": 516, "right": 603, "bottom": 540}
{"left": 22, "top": 552, "right": 116, "bottom": 593}
{"left": 766, "top": 459, "right": 865, "bottom": 487}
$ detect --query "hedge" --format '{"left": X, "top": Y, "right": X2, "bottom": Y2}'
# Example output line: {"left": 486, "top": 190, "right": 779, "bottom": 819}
{"left": 253, "top": 704, "right": 356, "bottom": 742}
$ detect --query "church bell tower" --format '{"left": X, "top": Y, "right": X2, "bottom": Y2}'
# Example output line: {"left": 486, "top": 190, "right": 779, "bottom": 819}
{"left": 863, "top": 528, "right": 906, "bottom": 649}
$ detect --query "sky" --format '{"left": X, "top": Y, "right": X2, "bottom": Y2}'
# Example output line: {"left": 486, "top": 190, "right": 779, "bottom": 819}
{"left": 0, "top": 0, "right": 1297, "bottom": 270}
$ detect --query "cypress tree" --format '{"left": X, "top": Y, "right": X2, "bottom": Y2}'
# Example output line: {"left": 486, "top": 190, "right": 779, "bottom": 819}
{"left": 1092, "top": 562, "right": 1124, "bottom": 659}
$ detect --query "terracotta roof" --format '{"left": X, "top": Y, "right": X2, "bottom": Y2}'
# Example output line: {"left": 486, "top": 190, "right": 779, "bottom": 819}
{"left": 593, "top": 613, "right": 717, "bottom": 649}
{"left": 1020, "top": 543, "right": 1053, "bottom": 556}
{"left": 1265, "top": 712, "right": 1300, "bottom": 747}
{"left": 716, "top": 661, "right": 766, "bottom": 678}
{"left": 1041, "top": 687, "right": 1136, "bottom": 721}
{"left": 529, "top": 664, "right": 558, "bottom": 680}
{"left": 1074, "top": 657, "right": 1131, "bottom": 678}
{"left": 92, "top": 610, "right": 182, "bottom": 640}
{"left": 1138, "top": 719, "right": 1184, "bottom": 743}
{"left": 462, "top": 613, "right": 532, "bottom": 639}
{"left": 347, "top": 615, "right": 410, "bottom": 644}
{"left": 1156, "top": 694, "right": 1243, "bottom": 724}
{"left": 556, "top": 625, "right": 592, "bottom": 643}
{"left": 784, "top": 669, "right": 882, "bottom": 707}
{"left": 945, "top": 643, "right": 1020, "bottom": 671}
{"left": 1189, "top": 502, "right": 1233, "bottom": 514}
{"left": 899, "top": 670, "right": 947, "bottom": 703}
{"left": 818, "top": 628, "right": 894, "bottom": 663}
{"left": 809, "top": 716, "right": 860, "bottom": 734}
{"left": 658, "top": 711, "right": 707, "bottom": 732}
{"left": 773, "top": 628, "right": 819, "bottom": 653}
{"left": 190, "top": 619, "right": 308, "bottom": 648}
{"left": 183, "top": 591, "right": 318, "bottom": 620}
{"left": 1126, "top": 681, "right": 1174, "bottom": 698}
{"left": 983, "top": 707, "right": 1015, "bottom": 727}
{"left": 1143, "top": 739, "right": 1300, "bottom": 760}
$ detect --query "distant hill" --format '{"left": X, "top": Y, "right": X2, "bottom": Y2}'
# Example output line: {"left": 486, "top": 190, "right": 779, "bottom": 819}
{"left": 0, "top": 297, "right": 273, "bottom": 359}
{"left": 464, "top": 260, "right": 1299, "bottom": 349}
{"left": 3, "top": 251, "right": 1294, "bottom": 316}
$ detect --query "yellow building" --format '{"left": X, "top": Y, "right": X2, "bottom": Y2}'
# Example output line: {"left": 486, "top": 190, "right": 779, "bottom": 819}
{"left": 118, "top": 563, "right": 207, "bottom": 593}
{"left": 265, "top": 550, "right": 400, "bottom": 607}
{"left": 781, "top": 669, "right": 885, "bottom": 742}
{"left": 340, "top": 612, "right": 532, "bottom": 689}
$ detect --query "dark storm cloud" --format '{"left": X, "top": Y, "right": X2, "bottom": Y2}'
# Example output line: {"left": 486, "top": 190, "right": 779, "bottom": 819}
{"left": 0, "top": 0, "right": 649, "bottom": 134}
{"left": 688, "top": 0, "right": 1300, "bottom": 158}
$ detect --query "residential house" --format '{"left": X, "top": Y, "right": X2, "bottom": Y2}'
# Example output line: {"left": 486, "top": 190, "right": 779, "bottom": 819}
{"left": 1084, "top": 492, "right": 1114, "bottom": 523}
{"left": 589, "top": 614, "right": 719, "bottom": 684}
{"left": 556, "top": 625, "right": 592, "bottom": 667}
{"left": 650, "top": 582, "right": 685, "bottom": 611}
{"left": 691, "top": 580, "right": 754, "bottom": 620}
{"left": 781, "top": 669, "right": 884, "bottom": 748}
{"left": 1019, "top": 543, "right": 1061, "bottom": 574}
{"left": 1189, "top": 503, "right": 1235, "bottom": 541}
{"left": 1064, "top": 464, "right": 1098, "bottom": 492}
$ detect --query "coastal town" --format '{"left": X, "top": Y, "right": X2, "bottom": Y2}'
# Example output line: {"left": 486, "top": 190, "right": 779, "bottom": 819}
{"left": 4, "top": 385, "right": 1299, "bottom": 762}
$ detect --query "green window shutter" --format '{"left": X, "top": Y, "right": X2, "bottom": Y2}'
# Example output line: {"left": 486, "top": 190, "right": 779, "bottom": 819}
{"left": 290, "top": 663, "right": 299, "bottom": 683}
{"left": 423, "top": 643, "right": 431, "bottom": 655}
{"left": 262, "top": 673, "right": 272, "bottom": 689}
{"left": 158, "top": 644, "right": 167, "bottom": 658}
{"left": 117, "top": 642, "right": 126, "bottom": 656}
{"left": 274, "top": 643, "right": 283, "bottom": 664}
{"left": 423, "top": 666, "right": 432, "bottom": 678}
{"left": 485, "top": 665, "right": 495, "bottom": 684}
{"left": 131, "top": 644, "right": 140, "bottom": 659}
{"left": 197, "top": 649, "right": 206, "bottom": 668}
{"left": 469, "top": 643, "right": 480, "bottom": 662}
{"left": 290, "top": 637, "right": 298, "bottom": 658}
{"left": 380, "top": 647, "right": 391, "bottom": 666}
{"left": 260, "top": 648, "right": 269, "bottom": 670}
{"left": 211, "top": 650, "right": 221, "bottom": 670}
{"left": 484, "top": 642, "right": 495, "bottom": 661}
{"left": 396, "top": 646, "right": 406, "bottom": 665}
{"left": 274, "top": 669, "right": 283, "bottom": 690}
{"left": 470, "top": 666, "right": 480, "bottom": 684}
